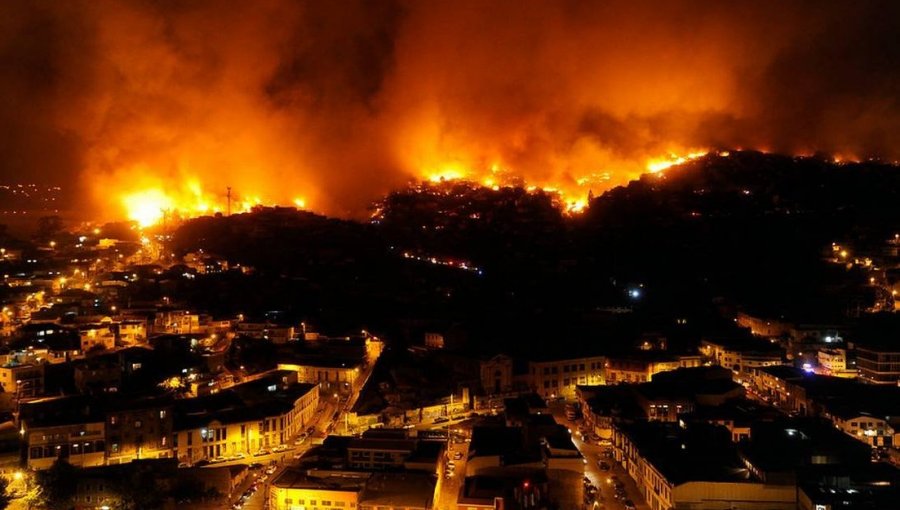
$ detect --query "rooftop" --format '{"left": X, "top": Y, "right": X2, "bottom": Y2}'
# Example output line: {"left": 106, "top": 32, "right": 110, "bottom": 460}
{"left": 618, "top": 421, "right": 753, "bottom": 485}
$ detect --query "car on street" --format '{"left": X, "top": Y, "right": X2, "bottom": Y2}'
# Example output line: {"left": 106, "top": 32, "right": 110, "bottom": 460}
{"left": 230, "top": 452, "right": 246, "bottom": 461}
{"left": 273, "top": 444, "right": 289, "bottom": 453}
{"left": 623, "top": 499, "right": 636, "bottom": 510}
{"left": 434, "top": 417, "right": 449, "bottom": 424}
{"left": 599, "top": 461, "right": 610, "bottom": 471}
{"left": 254, "top": 448, "right": 270, "bottom": 456}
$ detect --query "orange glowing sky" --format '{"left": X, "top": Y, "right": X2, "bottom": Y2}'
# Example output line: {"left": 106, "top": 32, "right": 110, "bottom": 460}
{"left": 1, "top": 1, "right": 897, "bottom": 223}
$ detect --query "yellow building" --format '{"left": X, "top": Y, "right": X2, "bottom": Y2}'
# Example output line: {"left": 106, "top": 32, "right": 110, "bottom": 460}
{"left": 116, "top": 319, "right": 147, "bottom": 345}
{"left": 701, "top": 338, "right": 782, "bottom": 377}
{"left": 0, "top": 362, "right": 44, "bottom": 396}
{"left": 269, "top": 470, "right": 367, "bottom": 510}
{"left": 23, "top": 420, "right": 106, "bottom": 470}
{"left": 278, "top": 361, "right": 360, "bottom": 393}
{"left": 604, "top": 354, "right": 702, "bottom": 385}
{"left": 269, "top": 470, "right": 436, "bottom": 510}
{"left": 529, "top": 356, "right": 606, "bottom": 399}
{"left": 78, "top": 323, "right": 116, "bottom": 352}
{"left": 173, "top": 381, "right": 318, "bottom": 464}
{"left": 828, "top": 410, "right": 896, "bottom": 448}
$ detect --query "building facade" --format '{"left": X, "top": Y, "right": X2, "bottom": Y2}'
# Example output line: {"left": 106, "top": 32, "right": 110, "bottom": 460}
{"left": 529, "top": 356, "right": 606, "bottom": 399}
{"left": 856, "top": 344, "right": 900, "bottom": 385}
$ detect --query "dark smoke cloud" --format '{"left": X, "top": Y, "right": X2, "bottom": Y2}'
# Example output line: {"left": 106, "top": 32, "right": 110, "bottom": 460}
{"left": 0, "top": 0, "right": 897, "bottom": 218}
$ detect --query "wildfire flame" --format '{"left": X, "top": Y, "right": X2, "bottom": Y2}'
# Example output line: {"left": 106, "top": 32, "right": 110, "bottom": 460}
{"left": 120, "top": 181, "right": 308, "bottom": 228}
{"left": 118, "top": 150, "right": 716, "bottom": 226}
{"left": 646, "top": 151, "right": 710, "bottom": 174}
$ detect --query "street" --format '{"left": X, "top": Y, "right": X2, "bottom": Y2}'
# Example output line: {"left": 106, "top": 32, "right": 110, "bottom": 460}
{"left": 547, "top": 402, "right": 648, "bottom": 510}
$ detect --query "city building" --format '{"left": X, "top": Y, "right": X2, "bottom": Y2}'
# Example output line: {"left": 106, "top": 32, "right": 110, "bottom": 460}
{"left": 278, "top": 360, "right": 361, "bottom": 394}
{"left": 105, "top": 398, "right": 174, "bottom": 464}
{"left": 269, "top": 470, "right": 436, "bottom": 510}
{"left": 604, "top": 352, "right": 701, "bottom": 385}
{"left": 78, "top": 323, "right": 116, "bottom": 352}
{"left": 613, "top": 421, "right": 796, "bottom": 510}
{"left": 19, "top": 396, "right": 107, "bottom": 470}
{"left": 0, "top": 361, "right": 44, "bottom": 397}
{"left": 816, "top": 347, "right": 856, "bottom": 378}
{"left": 856, "top": 342, "right": 900, "bottom": 385}
{"left": 479, "top": 355, "right": 514, "bottom": 395}
{"left": 173, "top": 376, "right": 318, "bottom": 464}
{"left": 701, "top": 337, "right": 783, "bottom": 378}
{"left": 828, "top": 410, "right": 895, "bottom": 447}
{"left": 528, "top": 355, "right": 605, "bottom": 400}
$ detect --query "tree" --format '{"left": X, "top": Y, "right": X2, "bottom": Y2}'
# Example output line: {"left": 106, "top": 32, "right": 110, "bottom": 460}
{"left": 0, "top": 476, "right": 12, "bottom": 509}
{"left": 34, "top": 460, "right": 78, "bottom": 510}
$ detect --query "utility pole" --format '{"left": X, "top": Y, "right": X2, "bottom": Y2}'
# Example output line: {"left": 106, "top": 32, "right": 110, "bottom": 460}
{"left": 227, "top": 187, "right": 232, "bottom": 216}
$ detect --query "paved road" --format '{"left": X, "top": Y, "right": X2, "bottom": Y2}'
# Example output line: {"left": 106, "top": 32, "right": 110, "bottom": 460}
{"left": 547, "top": 402, "right": 648, "bottom": 510}
{"left": 435, "top": 438, "right": 470, "bottom": 510}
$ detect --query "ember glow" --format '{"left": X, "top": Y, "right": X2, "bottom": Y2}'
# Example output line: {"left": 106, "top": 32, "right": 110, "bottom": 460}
{"left": 1, "top": 1, "right": 897, "bottom": 220}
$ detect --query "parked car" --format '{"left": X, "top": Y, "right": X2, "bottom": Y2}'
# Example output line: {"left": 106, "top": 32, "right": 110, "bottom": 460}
{"left": 254, "top": 448, "right": 270, "bottom": 456}
{"left": 599, "top": 461, "right": 610, "bottom": 471}
{"left": 624, "top": 499, "right": 636, "bottom": 510}
{"left": 230, "top": 452, "right": 246, "bottom": 461}
{"left": 434, "top": 417, "right": 449, "bottom": 424}
{"left": 272, "top": 444, "right": 288, "bottom": 453}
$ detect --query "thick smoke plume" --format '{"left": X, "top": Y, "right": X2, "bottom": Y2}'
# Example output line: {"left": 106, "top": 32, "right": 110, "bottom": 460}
{"left": 0, "top": 0, "right": 897, "bottom": 218}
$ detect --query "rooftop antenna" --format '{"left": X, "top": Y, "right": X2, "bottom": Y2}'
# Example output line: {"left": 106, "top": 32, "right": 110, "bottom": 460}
{"left": 227, "top": 186, "right": 232, "bottom": 216}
